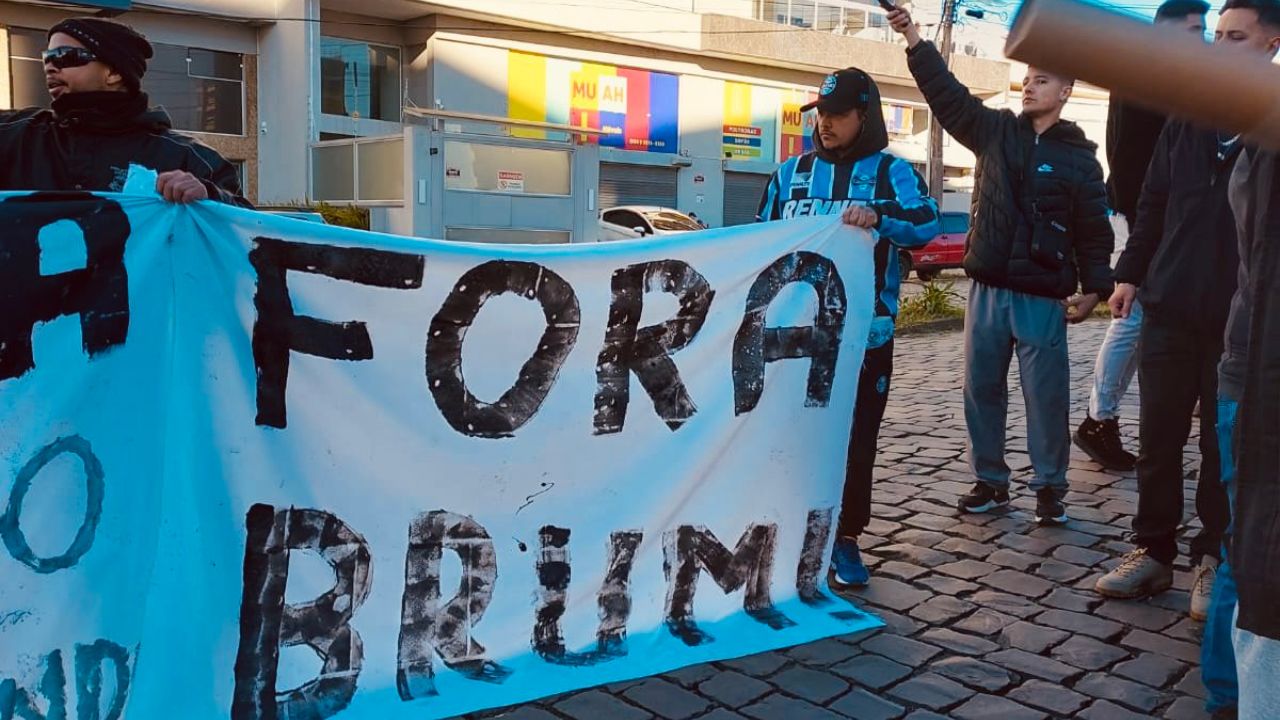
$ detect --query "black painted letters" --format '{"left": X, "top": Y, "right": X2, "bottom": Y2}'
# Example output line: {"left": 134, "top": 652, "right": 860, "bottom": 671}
{"left": 250, "top": 238, "right": 426, "bottom": 428}
{"left": 594, "top": 261, "right": 713, "bottom": 434}
{"left": 426, "top": 262, "right": 580, "bottom": 439}
{"left": 396, "top": 511, "right": 510, "bottom": 700}
{"left": 233, "top": 505, "right": 373, "bottom": 720}
{"left": 732, "top": 252, "right": 847, "bottom": 415}
{"left": 532, "top": 526, "right": 643, "bottom": 665}
{"left": 0, "top": 193, "right": 130, "bottom": 381}
{"left": 662, "top": 523, "right": 794, "bottom": 646}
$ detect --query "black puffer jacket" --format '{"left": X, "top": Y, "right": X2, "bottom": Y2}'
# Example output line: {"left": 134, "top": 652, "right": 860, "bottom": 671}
{"left": 1113, "top": 121, "right": 1240, "bottom": 334}
{"left": 0, "top": 90, "right": 249, "bottom": 206}
{"left": 1105, "top": 99, "right": 1166, "bottom": 223}
{"left": 907, "top": 42, "right": 1114, "bottom": 299}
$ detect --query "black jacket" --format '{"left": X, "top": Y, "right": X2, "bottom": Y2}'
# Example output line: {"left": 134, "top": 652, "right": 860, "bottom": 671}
{"left": 1113, "top": 121, "right": 1240, "bottom": 332}
{"left": 0, "top": 91, "right": 249, "bottom": 206}
{"left": 1105, "top": 99, "right": 1166, "bottom": 222}
{"left": 906, "top": 42, "right": 1114, "bottom": 299}
{"left": 1218, "top": 148, "right": 1260, "bottom": 402}
{"left": 1232, "top": 148, "right": 1280, "bottom": 641}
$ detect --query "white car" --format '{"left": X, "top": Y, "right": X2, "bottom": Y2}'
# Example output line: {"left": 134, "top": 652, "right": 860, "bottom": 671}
{"left": 599, "top": 206, "right": 705, "bottom": 241}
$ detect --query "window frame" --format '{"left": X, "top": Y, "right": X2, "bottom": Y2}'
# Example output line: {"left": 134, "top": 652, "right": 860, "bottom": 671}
{"left": 442, "top": 138, "right": 574, "bottom": 198}
{"left": 146, "top": 41, "right": 246, "bottom": 137}
{"left": 319, "top": 36, "right": 404, "bottom": 126}
{"left": 8, "top": 26, "right": 52, "bottom": 110}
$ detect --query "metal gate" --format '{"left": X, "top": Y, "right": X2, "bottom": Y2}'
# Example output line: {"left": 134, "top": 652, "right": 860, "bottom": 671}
{"left": 723, "top": 171, "right": 771, "bottom": 226}
{"left": 598, "top": 163, "right": 678, "bottom": 209}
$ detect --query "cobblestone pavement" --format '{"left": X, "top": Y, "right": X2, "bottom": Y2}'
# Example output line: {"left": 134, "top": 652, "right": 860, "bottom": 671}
{"left": 475, "top": 319, "right": 1216, "bottom": 720}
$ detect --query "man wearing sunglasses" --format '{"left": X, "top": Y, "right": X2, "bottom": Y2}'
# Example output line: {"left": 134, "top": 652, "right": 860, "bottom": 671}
{"left": 0, "top": 18, "right": 249, "bottom": 206}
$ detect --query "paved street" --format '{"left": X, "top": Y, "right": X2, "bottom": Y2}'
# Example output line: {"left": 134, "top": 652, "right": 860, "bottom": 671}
{"left": 476, "top": 318, "right": 1216, "bottom": 720}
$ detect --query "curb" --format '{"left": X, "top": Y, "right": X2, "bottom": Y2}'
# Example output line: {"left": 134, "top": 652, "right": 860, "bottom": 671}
{"left": 897, "top": 316, "right": 965, "bottom": 336}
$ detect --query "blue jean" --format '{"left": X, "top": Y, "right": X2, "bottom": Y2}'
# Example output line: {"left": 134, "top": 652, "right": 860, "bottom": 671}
{"left": 1235, "top": 612, "right": 1280, "bottom": 719}
{"left": 1203, "top": 397, "right": 1239, "bottom": 712}
{"left": 1088, "top": 297, "right": 1143, "bottom": 421}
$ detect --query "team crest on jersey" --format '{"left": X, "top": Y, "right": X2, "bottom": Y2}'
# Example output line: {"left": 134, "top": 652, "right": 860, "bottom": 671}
{"left": 820, "top": 75, "right": 837, "bottom": 96}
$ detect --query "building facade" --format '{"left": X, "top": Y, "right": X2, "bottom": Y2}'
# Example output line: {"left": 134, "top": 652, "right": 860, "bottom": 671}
{"left": 3, "top": 0, "right": 1012, "bottom": 241}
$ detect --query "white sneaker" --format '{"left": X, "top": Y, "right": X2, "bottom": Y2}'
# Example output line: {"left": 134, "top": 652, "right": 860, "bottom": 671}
{"left": 1190, "top": 556, "right": 1218, "bottom": 622}
{"left": 1095, "top": 548, "right": 1174, "bottom": 599}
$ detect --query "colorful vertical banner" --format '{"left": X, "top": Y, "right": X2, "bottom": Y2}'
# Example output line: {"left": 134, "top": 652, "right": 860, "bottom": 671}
{"left": 507, "top": 50, "right": 679, "bottom": 153}
{"left": 722, "top": 82, "right": 779, "bottom": 160}
{"left": 780, "top": 89, "right": 818, "bottom": 162}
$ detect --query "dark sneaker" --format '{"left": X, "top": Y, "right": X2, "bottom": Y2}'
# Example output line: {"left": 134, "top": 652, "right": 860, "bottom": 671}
{"left": 1074, "top": 416, "right": 1136, "bottom": 471}
{"left": 830, "top": 537, "right": 869, "bottom": 588}
{"left": 958, "top": 482, "right": 1010, "bottom": 514}
{"left": 1035, "top": 488, "right": 1068, "bottom": 525}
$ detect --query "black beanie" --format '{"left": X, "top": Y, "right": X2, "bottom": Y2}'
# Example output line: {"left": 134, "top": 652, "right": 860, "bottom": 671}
{"left": 48, "top": 18, "right": 154, "bottom": 92}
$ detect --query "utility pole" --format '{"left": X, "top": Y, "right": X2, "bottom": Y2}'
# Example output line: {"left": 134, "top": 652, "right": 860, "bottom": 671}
{"left": 927, "top": 0, "right": 958, "bottom": 204}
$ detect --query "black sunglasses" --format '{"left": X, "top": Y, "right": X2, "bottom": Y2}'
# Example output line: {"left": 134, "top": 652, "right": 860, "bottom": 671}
{"left": 41, "top": 46, "right": 97, "bottom": 70}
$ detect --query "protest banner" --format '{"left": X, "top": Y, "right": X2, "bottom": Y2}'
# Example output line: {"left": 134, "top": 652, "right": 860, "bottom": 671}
{"left": 0, "top": 191, "right": 880, "bottom": 719}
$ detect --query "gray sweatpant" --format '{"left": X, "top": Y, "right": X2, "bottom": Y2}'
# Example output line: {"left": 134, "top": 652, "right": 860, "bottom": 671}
{"left": 964, "top": 281, "right": 1070, "bottom": 494}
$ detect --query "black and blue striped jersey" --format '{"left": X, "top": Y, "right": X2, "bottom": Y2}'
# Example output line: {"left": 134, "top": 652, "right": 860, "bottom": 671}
{"left": 756, "top": 151, "right": 940, "bottom": 324}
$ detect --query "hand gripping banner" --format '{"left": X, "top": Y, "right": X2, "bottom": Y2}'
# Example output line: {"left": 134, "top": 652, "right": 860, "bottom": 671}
{"left": 0, "top": 191, "right": 881, "bottom": 719}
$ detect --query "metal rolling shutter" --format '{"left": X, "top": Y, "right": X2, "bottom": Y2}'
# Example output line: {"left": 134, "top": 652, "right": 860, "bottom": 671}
{"left": 598, "top": 163, "right": 678, "bottom": 209}
{"left": 723, "top": 171, "right": 772, "bottom": 226}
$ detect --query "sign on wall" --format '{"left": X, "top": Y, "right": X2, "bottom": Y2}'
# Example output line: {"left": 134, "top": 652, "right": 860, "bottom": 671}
{"left": 508, "top": 51, "right": 679, "bottom": 153}
{"left": 0, "top": 191, "right": 881, "bottom": 719}
{"left": 722, "top": 82, "right": 780, "bottom": 161}
{"left": 780, "top": 89, "right": 819, "bottom": 162}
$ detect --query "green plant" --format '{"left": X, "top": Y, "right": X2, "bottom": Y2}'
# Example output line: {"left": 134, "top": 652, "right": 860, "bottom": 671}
{"left": 262, "top": 201, "right": 371, "bottom": 230}
{"left": 898, "top": 280, "right": 965, "bottom": 327}
{"left": 313, "top": 202, "right": 370, "bottom": 230}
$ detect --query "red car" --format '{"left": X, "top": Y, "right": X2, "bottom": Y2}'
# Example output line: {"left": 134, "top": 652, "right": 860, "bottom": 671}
{"left": 901, "top": 211, "right": 968, "bottom": 282}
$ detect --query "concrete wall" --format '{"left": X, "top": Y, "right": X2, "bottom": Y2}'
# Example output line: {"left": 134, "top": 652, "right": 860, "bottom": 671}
{"left": 699, "top": 13, "right": 1009, "bottom": 96}
{"left": 256, "top": 0, "right": 319, "bottom": 204}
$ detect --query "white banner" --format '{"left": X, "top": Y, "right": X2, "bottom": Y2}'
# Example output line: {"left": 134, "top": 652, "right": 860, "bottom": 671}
{"left": 0, "top": 192, "right": 881, "bottom": 719}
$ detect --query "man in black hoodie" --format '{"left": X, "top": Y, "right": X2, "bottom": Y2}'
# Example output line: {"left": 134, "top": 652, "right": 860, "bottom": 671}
{"left": 756, "top": 67, "right": 940, "bottom": 588}
{"left": 0, "top": 18, "right": 248, "bottom": 206}
{"left": 1092, "top": 2, "right": 1263, "bottom": 622}
{"left": 1074, "top": 0, "right": 1209, "bottom": 472}
{"left": 888, "top": 9, "right": 1114, "bottom": 526}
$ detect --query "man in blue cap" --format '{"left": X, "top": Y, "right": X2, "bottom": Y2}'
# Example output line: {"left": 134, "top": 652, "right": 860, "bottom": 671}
{"left": 757, "top": 67, "right": 940, "bottom": 587}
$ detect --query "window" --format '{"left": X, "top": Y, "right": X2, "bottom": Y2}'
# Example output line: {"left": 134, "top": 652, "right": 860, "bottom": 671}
{"left": 883, "top": 103, "right": 915, "bottom": 137}
{"left": 144, "top": 43, "right": 244, "bottom": 135}
{"left": 8, "top": 27, "right": 50, "bottom": 110}
{"left": 645, "top": 211, "right": 701, "bottom": 232}
{"left": 320, "top": 38, "right": 401, "bottom": 122}
{"left": 444, "top": 141, "right": 570, "bottom": 196}
{"left": 603, "top": 210, "right": 646, "bottom": 232}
